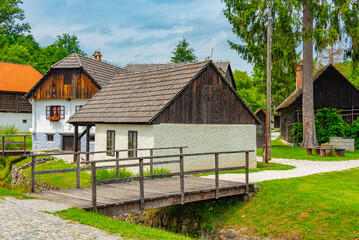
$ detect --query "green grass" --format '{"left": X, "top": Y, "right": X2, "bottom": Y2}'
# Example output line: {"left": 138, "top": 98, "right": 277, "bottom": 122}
{"left": 196, "top": 162, "right": 295, "bottom": 177}
{"left": 218, "top": 167, "right": 359, "bottom": 239}
{"left": 22, "top": 159, "right": 91, "bottom": 189}
{"left": 55, "top": 207, "right": 194, "bottom": 240}
{"left": 257, "top": 138, "right": 359, "bottom": 161}
{"left": 0, "top": 133, "right": 32, "bottom": 150}
{"left": 0, "top": 186, "right": 33, "bottom": 199}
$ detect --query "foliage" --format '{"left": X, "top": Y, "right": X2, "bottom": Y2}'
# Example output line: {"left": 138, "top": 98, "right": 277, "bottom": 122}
{"left": 143, "top": 167, "right": 171, "bottom": 176}
{"left": 0, "top": 124, "right": 19, "bottom": 135}
{"left": 95, "top": 168, "right": 133, "bottom": 181}
{"left": 171, "top": 38, "right": 197, "bottom": 63}
{"left": 290, "top": 108, "right": 359, "bottom": 148}
{"left": 335, "top": 61, "right": 359, "bottom": 88}
{"left": 0, "top": 0, "right": 30, "bottom": 36}
{"left": 257, "top": 137, "right": 359, "bottom": 161}
{"left": 233, "top": 69, "right": 266, "bottom": 111}
{"left": 55, "top": 207, "right": 194, "bottom": 240}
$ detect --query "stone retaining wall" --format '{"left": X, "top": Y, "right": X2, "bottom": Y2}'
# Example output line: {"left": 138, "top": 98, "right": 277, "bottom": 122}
{"left": 329, "top": 137, "right": 355, "bottom": 152}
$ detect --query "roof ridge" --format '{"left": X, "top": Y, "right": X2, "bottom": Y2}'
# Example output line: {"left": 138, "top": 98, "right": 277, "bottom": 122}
{"left": 77, "top": 54, "right": 124, "bottom": 70}
{"left": 120, "top": 61, "right": 210, "bottom": 76}
{"left": 74, "top": 53, "right": 83, "bottom": 68}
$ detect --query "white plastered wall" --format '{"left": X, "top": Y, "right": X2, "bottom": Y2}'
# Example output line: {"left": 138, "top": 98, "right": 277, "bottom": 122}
{"left": 94, "top": 123, "right": 256, "bottom": 173}
{"left": 0, "top": 112, "right": 32, "bottom": 132}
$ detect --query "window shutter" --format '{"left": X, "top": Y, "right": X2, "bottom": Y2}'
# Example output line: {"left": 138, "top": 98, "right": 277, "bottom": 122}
{"left": 60, "top": 106, "right": 65, "bottom": 119}
{"left": 46, "top": 106, "right": 50, "bottom": 119}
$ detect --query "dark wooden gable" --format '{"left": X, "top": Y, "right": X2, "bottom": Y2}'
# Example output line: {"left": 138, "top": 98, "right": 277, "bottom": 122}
{"left": 152, "top": 64, "right": 258, "bottom": 124}
{"left": 27, "top": 68, "right": 100, "bottom": 99}
{"left": 255, "top": 109, "right": 266, "bottom": 123}
{"left": 0, "top": 91, "right": 32, "bottom": 113}
{"left": 289, "top": 66, "right": 359, "bottom": 110}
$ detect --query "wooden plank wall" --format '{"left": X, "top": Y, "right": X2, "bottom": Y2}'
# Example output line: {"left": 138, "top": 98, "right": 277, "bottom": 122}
{"left": 0, "top": 91, "right": 31, "bottom": 113}
{"left": 153, "top": 64, "right": 258, "bottom": 124}
{"left": 28, "top": 69, "right": 100, "bottom": 99}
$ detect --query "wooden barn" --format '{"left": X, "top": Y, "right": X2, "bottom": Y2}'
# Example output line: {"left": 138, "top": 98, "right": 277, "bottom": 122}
{"left": 69, "top": 60, "right": 260, "bottom": 171}
{"left": 276, "top": 63, "right": 359, "bottom": 143}
{"left": 24, "top": 52, "right": 128, "bottom": 151}
{"left": 0, "top": 62, "right": 42, "bottom": 131}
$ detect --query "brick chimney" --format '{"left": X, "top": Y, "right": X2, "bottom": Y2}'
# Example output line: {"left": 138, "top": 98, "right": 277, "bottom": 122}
{"left": 296, "top": 60, "right": 303, "bottom": 89}
{"left": 93, "top": 51, "right": 102, "bottom": 61}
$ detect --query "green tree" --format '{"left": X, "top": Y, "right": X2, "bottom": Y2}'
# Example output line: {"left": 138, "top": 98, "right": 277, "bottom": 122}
{"left": 0, "top": 0, "right": 30, "bottom": 35}
{"left": 171, "top": 38, "right": 197, "bottom": 63}
{"left": 223, "top": 0, "right": 358, "bottom": 147}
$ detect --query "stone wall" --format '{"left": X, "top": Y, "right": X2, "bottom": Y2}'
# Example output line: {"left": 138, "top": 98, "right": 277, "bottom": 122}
{"left": 329, "top": 137, "right": 355, "bottom": 152}
{"left": 11, "top": 157, "right": 59, "bottom": 192}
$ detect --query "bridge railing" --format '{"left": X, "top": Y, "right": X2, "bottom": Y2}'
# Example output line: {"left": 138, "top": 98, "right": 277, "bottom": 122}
{"left": 0, "top": 134, "right": 30, "bottom": 156}
{"left": 26, "top": 146, "right": 187, "bottom": 193}
{"left": 84, "top": 149, "right": 253, "bottom": 211}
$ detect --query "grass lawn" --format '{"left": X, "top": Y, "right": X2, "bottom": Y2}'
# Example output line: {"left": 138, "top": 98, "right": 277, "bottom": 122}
{"left": 196, "top": 162, "right": 295, "bottom": 177}
{"left": 257, "top": 138, "right": 359, "bottom": 161}
{"left": 55, "top": 207, "right": 194, "bottom": 240}
{"left": 22, "top": 159, "right": 92, "bottom": 189}
{"left": 219, "top": 167, "right": 359, "bottom": 239}
{"left": 1, "top": 134, "right": 32, "bottom": 150}
{"left": 0, "top": 186, "right": 33, "bottom": 199}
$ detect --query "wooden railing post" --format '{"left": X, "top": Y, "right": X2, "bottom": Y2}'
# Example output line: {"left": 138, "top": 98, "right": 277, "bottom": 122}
{"left": 215, "top": 153, "right": 219, "bottom": 199}
{"left": 91, "top": 162, "right": 97, "bottom": 211}
{"left": 31, "top": 156, "right": 35, "bottom": 192}
{"left": 23, "top": 136, "right": 26, "bottom": 154}
{"left": 116, "top": 159, "right": 119, "bottom": 179}
{"left": 150, "top": 149, "right": 153, "bottom": 176}
{"left": 180, "top": 147, "right": 185, "bottom": 205}
{"left": 139, "top": 158, "right": 144, "bottom": 211}
{"left": 245, "top": 152, "right": 249, "bottom": 194}
{"left": 76, "top": 153, "right": 80, "bottom": 189}
{"left": 2, "top": 136, "right": 5, "bottom": 156}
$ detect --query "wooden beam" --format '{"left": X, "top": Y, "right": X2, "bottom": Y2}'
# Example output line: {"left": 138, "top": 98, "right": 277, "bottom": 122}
{"left": 91, "top": 162, "right": 97, "bottom": 211}
{"left": 31, "top": 156, "right": 35, "bottom": 193}
{"left": 86, "top": 125, "right": 90, "bottom": 161}
{"left": 73, "top": 125, "right": 79, "bottom": 163}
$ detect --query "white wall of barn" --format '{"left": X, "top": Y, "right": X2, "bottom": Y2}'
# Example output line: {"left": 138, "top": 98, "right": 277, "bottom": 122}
{"left": 0, "top": 112, "right": 32, "bottom": 132}
{"left": 94, "top": 123, "right": 257, "bottom": 173}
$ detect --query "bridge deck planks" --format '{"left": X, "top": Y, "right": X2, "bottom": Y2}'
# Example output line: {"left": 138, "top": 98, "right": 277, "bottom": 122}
{"left": 28, "top": 176, "right": 251, "bottom": 214}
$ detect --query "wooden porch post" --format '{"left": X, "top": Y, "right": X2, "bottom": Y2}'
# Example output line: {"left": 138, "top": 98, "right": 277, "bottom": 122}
{"left": 86, "top": 125, "right": 90, "bottom": 161}
{"left": 73, "top": 124, "right": 79, "bottom": 162}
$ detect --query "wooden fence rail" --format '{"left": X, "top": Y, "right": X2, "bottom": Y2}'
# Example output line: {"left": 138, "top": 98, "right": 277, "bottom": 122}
{"left": 29, "top": 146, "right": 187, "bottom": 192}
{"left": 0, "top": 134, "right": 30, "bottom": 156}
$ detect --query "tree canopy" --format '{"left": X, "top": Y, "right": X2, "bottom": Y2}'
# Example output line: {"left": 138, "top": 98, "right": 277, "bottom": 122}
{"left": 0, "top": 1, "right": 86, "bottom": 74}
{"left": 171, "top": 38, "right": 197, "bottom": 63}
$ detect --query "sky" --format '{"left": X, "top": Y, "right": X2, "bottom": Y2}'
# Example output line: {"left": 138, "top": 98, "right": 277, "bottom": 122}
{"left": 22, "top": 0, "right": 253, "bottom": 73}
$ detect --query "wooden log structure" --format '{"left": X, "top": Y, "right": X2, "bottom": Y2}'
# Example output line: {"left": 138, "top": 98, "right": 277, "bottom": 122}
{"left": 28, "top": 147, "right": 255, "bottom": 215}
{"left": 0, "top": 135, "right": 31, "bottom": 156}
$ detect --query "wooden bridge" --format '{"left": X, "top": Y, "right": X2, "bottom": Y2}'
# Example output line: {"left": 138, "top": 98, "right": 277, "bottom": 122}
{"left": 27, "top": 147, "right": 255, "bottom": 216}
{"left": 0, "top": 134, "right": 31, "bottom": 156}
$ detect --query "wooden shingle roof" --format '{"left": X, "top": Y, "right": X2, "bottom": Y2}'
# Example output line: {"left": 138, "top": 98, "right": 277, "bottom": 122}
{"left": 69, "top": 61, "right": 211, "bottom": 124}
{"left": 51, "top": 53, "right": 128, "bottom": 87}
{"left": 0, "top": 62, "right": 42, "bottom": 92}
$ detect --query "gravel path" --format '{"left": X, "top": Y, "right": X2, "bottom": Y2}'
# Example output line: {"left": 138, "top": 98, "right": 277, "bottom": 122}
{"left": 0, "top": 197, "right": 121, "bottom": 240}
{"left": 201, "top": 158, "right": 359, "bottom": 182}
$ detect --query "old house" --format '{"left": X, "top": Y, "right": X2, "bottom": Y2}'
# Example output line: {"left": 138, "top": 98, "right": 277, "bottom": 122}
{"left": 69, "top": 60, "right": 260, "bottom": 171}
{"left": 276, "top": 62, "right": 359, "bottom": 143}
{"left": 24, "top": 52, "right": 127, "bottom": 151}
{"left": 0, "top": 62, "right": 42, "bottom": 132}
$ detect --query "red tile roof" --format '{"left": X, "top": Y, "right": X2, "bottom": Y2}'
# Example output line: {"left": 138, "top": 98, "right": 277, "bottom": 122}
{"left": 0, "top": 62, "right": 42, "bottom": 93}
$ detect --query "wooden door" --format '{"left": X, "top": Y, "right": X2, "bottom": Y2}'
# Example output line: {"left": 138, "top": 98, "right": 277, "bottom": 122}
{"left": 62, "top": 136, "right": 79, "bottom": 151}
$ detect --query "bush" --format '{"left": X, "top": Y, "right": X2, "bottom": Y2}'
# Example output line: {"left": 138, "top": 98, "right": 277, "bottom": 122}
{"left": 290, "top": 108, "right": 359, "bottom": 148}
{"left": 0, "top": 124, "right": 19, "bottom": 135}
{"left": 143, "top": 167, "right": 171, "bottom": 176}
{"left": 95, "top": 168, "right": 133, "bottom": 181}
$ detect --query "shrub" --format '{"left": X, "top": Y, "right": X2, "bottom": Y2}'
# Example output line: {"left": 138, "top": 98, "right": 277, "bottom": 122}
{"left": 290, "top": 108, "right": 359, "bottom": 148}
{"left": 94, "top": 168, "right": 133, "bottom": 181}
{"left": 0, "top": 124, "right": 19, "bottom": 135}
{"left": 143, "top": 167, "right": 171, "bottom": 176}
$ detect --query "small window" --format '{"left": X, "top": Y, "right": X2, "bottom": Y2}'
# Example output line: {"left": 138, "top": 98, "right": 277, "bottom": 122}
{"left": 106, "top": 130, "right": 115, "bottom": 156}
{"left": 47, "top": 134, "right": 54, "bottom": 142}
{"left": 64, "top": 71, "right": 72, "bottom": 85}
{"left": 22, "top": 119, "right": 27, "bottom": 123}
{"left": 75, "top": 105, "right": 83, "bottom": 112}
{"left": 90, "top": 135, "right": 95, "bottom": 142}
{"left": 128, "top": 131, "right": 138, "bottom": 157}
{"left": 46, "top": 106, "right": 65, "bottom": 120}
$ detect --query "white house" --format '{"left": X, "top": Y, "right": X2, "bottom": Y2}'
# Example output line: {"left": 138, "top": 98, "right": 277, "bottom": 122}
{"left": 0, "top": 62, "right": 42, "bottom": 132}
{"left": 68, "top": 60, "right": 260, "bottom": 171}
{"left": 24, "top": 52, "right": 128, "bottom": 151}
